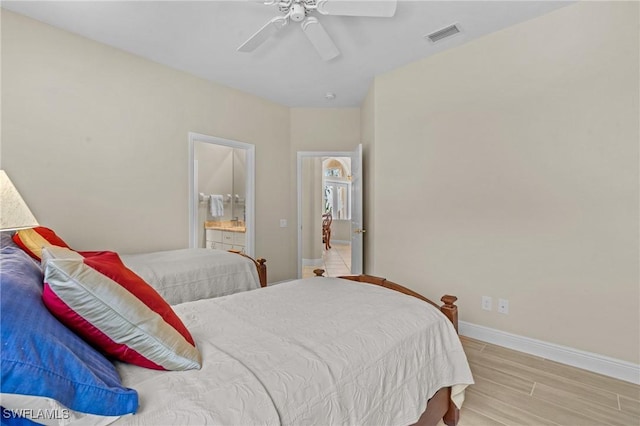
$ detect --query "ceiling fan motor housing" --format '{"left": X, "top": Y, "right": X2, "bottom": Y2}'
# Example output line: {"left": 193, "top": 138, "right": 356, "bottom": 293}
{"left": 290, "top": 3, "right": 307, "bottom": 22}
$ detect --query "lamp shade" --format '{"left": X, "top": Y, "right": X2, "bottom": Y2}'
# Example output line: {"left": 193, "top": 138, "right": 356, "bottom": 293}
{"left": 0, "top": 170, "right": 38, "bottom": 231}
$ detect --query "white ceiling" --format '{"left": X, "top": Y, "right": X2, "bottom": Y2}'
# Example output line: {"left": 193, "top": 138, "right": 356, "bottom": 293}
{"left": 2, "top": 1, "right": 572, "bottom": 108}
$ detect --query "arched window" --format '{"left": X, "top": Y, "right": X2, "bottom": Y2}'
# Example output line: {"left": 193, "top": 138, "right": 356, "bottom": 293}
{"left": 322, "top": 158, "right": 351, "bottom": 220}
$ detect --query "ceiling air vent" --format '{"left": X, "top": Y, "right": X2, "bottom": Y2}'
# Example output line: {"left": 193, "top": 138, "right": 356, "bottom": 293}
{"left": 425, "top": 24, "right": 460, "bottom": 43}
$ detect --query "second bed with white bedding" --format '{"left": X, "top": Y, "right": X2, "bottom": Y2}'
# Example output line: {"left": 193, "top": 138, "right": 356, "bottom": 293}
{"left": 121, "top": 248, "right": 261, "bottom": 305}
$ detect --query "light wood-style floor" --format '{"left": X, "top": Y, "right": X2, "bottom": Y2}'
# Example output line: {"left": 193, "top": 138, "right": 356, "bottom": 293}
{"left": 439, "top": 337, "right": 640, "bottom": 426}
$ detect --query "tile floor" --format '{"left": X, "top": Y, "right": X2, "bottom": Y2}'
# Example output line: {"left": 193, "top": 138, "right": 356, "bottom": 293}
{"left": 302, "top": 242, "right": 351, "bottom": 278}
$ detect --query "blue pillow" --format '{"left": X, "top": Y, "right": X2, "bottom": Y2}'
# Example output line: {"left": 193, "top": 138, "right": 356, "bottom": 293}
{"left": 0, "top": 233, "right": 138, "bottom": 417}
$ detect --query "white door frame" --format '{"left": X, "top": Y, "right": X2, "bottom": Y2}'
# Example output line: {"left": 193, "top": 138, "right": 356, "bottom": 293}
{"left": 349, "top": 143, "right": 363, "bottom": 275}
{"left": 188, "top": 132, "right": 255, "bottom": 256}
{"left": 297, "top": 150, "right": 358, "bottom": 278}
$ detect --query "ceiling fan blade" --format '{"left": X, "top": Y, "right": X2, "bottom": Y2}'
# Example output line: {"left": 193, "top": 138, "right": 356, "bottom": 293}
{"left": 315, "top": 0, "right": 397, "bottom": 17}
{"left": 237, "top": 16, "right": 287, "bottom": 52}
{"left": 300, "top": 17, "right": 340, "bottom": 61}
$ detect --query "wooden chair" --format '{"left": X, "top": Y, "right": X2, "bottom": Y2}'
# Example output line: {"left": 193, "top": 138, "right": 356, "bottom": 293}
{"left": 322, "top": 213, "right": 332, "bottom": 250}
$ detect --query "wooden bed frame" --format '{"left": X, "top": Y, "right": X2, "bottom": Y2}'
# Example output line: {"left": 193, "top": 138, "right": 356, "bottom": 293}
{"left": 229, "top": 250, "right": 268, "bottom": 287}
{"left": 313, "top": 270, "right": 461, "bottom": 426}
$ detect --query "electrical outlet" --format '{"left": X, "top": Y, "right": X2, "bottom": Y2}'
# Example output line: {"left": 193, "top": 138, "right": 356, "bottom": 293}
{"left": 280, "top": 219, "right": 288, "bottom": 228}
{"left": 498, "top": 298, "right": 509, "bottom": 314}
{"left": 482, "top": 296, "right": 492, "bottom": 311}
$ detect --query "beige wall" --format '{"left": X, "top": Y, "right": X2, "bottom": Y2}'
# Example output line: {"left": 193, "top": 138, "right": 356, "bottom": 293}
{"left": 0, "top": 10, "right": 295, "bottom": 282}
{"left": 290, "top": 108, "right": 361, "bottom": 153}
{"left": 372, "top": 2, "right": 639, "bottom": 363}
{"left": 301, "top": 157, "right": 323, "bottom": 262}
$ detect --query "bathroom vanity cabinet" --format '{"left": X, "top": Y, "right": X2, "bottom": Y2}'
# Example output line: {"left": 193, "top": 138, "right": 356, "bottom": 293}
{"left": 206, "top": 227, "right": 246, "bottom": 253}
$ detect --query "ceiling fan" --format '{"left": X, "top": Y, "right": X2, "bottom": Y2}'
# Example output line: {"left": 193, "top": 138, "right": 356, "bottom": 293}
{"left": 237, "top": 0, "right": 397, "bottom": 61}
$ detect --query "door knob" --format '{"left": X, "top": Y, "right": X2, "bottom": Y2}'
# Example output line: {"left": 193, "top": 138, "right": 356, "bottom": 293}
{"left": 354, "top": 228, "right": 366, "bottom": 234}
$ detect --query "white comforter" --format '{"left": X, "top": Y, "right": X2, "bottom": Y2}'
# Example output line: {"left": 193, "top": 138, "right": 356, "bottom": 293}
{"left": 114, "top": 278, "right": 474, "bottom": 426}
{"left": 121, "top": 249, "right": 260, "bottom": 305}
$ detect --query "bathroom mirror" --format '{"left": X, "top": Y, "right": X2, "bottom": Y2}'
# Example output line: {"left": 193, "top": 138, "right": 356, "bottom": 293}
{"left": 233, "top": 149, "right": 247, "bottom": 224}
{"left": 188, "top": 132, "right": 255, "bottom": 256}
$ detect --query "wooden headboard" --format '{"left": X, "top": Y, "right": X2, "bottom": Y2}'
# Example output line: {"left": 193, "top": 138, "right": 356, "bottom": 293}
{"left": 332, "top": 273, "right": 458, "bottom": 332}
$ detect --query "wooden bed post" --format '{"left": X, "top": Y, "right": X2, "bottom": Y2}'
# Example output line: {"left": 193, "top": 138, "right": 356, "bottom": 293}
{"left": 228, "top": 250, "right": 268, "bottom": 287}
{"left": 443, "top": 388, "right": 460, "bottom": 426}
{"left": 439, "top": 295, "right": 458, "bottom": 333}
{"left": 256, "top": 258, "right": 267, "bottom": 287}
{"left": 440, "top": 295, "right": 460, "bottom": 426}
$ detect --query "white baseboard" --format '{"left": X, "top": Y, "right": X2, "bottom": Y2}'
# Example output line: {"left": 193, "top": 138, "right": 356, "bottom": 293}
{"left": 302, "top": 258, "right": 324, "bottom": 267}
{"left": 459, "top": 321, "right": 640, "bottom": 385}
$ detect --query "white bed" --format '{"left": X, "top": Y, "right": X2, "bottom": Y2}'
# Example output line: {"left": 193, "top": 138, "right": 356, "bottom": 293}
{"left": 120, "top": 248, "right": 262, "bottom": 305}
{"left": 112, "top": 277, "right": 474, "bottom": 426}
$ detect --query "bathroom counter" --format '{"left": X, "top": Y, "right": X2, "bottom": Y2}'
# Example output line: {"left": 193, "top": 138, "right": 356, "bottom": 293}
{"left": 204, "top": 221, "right": 246, "bottom": 233}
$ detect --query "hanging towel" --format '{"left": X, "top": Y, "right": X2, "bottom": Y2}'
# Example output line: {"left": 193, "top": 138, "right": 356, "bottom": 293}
{"left": 209, "top": 195, "right": 224, "bottom": 217}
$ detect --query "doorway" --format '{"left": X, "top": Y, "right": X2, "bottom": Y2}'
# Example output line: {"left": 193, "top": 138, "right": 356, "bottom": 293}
{"left": 188, "top": 132, "right": 255, "bottom": 257}
{"left": 297, "top": 145, "right": 363, "bottom": 278}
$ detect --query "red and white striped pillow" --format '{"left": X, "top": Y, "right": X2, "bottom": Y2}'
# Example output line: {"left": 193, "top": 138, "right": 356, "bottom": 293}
{"left": 12, "top": 226, "right": 72, "bottom": 261}
{"left": 41, "top": 247, "right": 201, "bottom": 371}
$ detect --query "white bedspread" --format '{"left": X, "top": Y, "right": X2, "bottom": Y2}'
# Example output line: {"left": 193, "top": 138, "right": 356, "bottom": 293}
{"left": 114, "top": 278, "right": 474, "bottom": 426}
{"left": 121, "top": 249, "right": 260, "bottom": 305}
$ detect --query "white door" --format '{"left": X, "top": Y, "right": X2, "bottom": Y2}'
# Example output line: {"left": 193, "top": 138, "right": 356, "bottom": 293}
{"left": 350, "top": 144, "right": 364, "bottom": 274}
{"left": 296, "top": 146, "right": 365, "bottom": 278}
